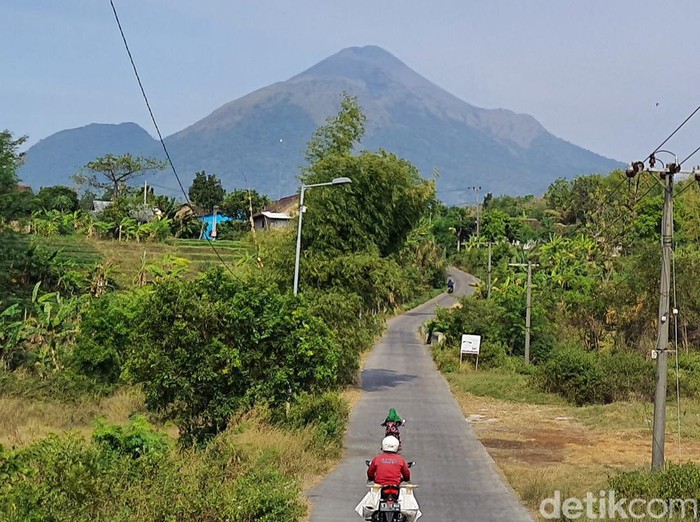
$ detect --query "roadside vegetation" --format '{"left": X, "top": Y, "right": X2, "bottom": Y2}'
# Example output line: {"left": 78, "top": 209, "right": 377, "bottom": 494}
{"left": 6, "top": 94, "right": 699, "bottom": 519}
{"left": 427, "top": 171, "right": 700, "bottom": 519}
{"left": 0, "top": 97, "right": 444, "bottom": 520}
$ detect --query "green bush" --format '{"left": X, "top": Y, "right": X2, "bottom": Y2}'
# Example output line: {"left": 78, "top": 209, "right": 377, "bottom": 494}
{"left": 610, "top": 462, "right": 700, "bottom": 503}
{"left": 430, "top": 296, "right": 508, "bottom": 347}
{"left": 537, "top": 346, "right": 656, "bottom": 405}
{"left": 282, "top": 391, "right": 349, "bottom": 454}
{"left": 126, "top": 269, "right": 341, "bottom": 444}
{"left": 676, "top": 354, "right": 700, "bottom": 398}
{"left": 431, "top": 341, "right": 460, "bottom": 373}
{"left": 600, "top": 350, "right": 655, "bottom": 402}
{"left": 93, "top": 415, "right": 171, "bottom": 459}
{"left": 0, "top": 422, "right": 306, "bottom": 521}
{"left": 537, "top": 346, "right": 606, "bottom": 405}
{"left": 305, "top": 288, "right": 383, "bottom": 385}
{"left": 73, "top": 290, "right": 145, "bottom": 383}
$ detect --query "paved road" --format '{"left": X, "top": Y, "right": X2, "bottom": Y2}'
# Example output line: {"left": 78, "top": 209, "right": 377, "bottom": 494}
{"left": 307, "top": 268, "right": 533, "bottom": 521}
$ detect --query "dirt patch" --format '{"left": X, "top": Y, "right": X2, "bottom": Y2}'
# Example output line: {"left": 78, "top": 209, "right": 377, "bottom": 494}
{"left": 453, "top": 389, "right": 700, "bottom": 519}
{"left": 479, "top": 427, "right": 584, "bottom": 466}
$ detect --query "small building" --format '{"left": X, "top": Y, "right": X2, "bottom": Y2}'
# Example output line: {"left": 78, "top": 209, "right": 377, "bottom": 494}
{"left": 253, "top": 211, "right": 292, "bottom": 230}
{"left": 91, "top": 200, "right": 112, "bottom": 214}
{"left": 252, "top": 194, "right": 298, "bottom": 231}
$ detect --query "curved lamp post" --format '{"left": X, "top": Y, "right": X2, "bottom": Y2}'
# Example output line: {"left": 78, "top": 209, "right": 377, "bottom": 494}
{"left": 293, "top": 177, "right": 352, "bottom": 295}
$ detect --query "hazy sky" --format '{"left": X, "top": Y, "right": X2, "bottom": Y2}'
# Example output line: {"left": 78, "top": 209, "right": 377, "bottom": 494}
{"left": 4, "top": 1, "right": 700, "bottom": 166}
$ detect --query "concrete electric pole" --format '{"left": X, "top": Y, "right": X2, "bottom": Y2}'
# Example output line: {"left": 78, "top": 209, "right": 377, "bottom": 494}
{"left": 467, "top": 186, "right": 481, "bottom": 238}
{"left": 627, "top": 157, "right": 700, "bottom": 470}
{"left": 649, "top": 163, "right": 677, "bottom": 470}
{"left": 508, "top": 260, "right": 538, "bottom": 365}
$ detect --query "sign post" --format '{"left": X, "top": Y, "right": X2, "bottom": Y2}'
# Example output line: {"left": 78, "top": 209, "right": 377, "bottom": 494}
{"left": 460, "top": 334, "right": 481, "bottom": 369}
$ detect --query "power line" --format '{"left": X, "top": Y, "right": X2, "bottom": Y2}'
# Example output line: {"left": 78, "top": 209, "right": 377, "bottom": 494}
{"left": 680, "top": 145, "right": 700, "bottom": 166}
{"left": 108, "top": 0, "right": 240, "bottom": 280}
{"left": 646, "top": 104, "right": 700, "bottom": 162}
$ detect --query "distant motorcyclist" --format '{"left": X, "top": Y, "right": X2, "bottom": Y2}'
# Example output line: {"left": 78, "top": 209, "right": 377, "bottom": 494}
{"left": 367, "top": 436, "right": 411, "bottom": 486}
{"left": 381, "top": 408, "right": 405, "bottom": 448}
{"left": 447, "top": 278, "right": 455, "bottom": 292}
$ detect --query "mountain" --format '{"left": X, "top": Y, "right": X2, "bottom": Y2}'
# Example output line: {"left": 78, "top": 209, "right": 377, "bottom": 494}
{"left": 18, "top": 46, "right": 623, "bottom": 203}
{"left": 18, "top": 123, "right": 158, "bottom": 189}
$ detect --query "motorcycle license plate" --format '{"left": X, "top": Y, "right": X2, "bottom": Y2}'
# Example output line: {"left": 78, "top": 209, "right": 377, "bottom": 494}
{"left": 379, "top": 502, "right": 401, "bottom": 512}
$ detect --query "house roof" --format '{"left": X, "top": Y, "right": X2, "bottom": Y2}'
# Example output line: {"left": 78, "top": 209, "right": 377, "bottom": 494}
{"left": 264, "top": 194, "right": 298, "bottom": 215}
{"left": 260, "top": 211, "right": 291, "bottom": 220}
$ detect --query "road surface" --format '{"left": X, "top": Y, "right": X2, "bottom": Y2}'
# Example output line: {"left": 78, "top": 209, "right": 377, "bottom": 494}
{"left": 307, "top": 268, "right": 533, "bottom": 521}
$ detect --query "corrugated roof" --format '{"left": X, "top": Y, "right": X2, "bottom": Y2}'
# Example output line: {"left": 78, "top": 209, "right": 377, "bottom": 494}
{"left": 261, "top": 211, "right": 291, "bottom": 220}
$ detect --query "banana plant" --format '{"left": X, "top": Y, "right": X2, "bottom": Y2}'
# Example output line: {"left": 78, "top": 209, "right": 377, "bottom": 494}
{"left": 0, "top": 303, "right": 24, "bottom": 371}
{"left": 23, "top": 282, "right": 81, "bottom": 375}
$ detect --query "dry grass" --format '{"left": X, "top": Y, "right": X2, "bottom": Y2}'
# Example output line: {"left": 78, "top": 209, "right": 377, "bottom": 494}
{"left": 0, "top": 388, "right": 145, "bottom": 447}
{"left": 450, "top": 377, "right": 700, "bottom": 520}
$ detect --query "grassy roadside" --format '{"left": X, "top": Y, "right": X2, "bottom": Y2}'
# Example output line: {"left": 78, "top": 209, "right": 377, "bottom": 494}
{"left": 442, "top": 368, "right": 700, "bottom": 521}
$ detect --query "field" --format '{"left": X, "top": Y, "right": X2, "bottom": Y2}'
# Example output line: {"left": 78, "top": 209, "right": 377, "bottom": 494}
{"left": 444, "top": 369, "right": 700, "bottom": 521}
{"left": 3, "top": 234, "right": 253, "bottom": 289}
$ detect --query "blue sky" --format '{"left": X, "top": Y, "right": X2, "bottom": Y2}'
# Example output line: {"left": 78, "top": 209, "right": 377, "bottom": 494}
{"left": 4, "top": 0, "right": 700, "bottom": 165}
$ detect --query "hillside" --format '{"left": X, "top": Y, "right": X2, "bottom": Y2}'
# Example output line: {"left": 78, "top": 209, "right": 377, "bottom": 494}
{"left": 17, "top": 46, "right": 623, "bottom": 203}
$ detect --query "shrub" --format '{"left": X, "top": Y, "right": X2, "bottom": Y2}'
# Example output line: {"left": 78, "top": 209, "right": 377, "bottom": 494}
{"left": 72, "top": 290, "right": 144, "bottom": 383}
{"left": 676, "top": 354, "right": 700, "bottom": 398}
{"left": 304, "top": 288, "right": 383, "bottom": 385}
{"left": 537, "top": 346, "right": 606, "bottom": 405}
{"left": 609, "top": 462, "right": 700, "bottom": 503}
{"left": 282, "top": 391, "right": 349, "bottom": 454}
{"left": 93, "top": 415, "right": 171, "bottom": 459}
{"left": 126, "top": 269, "right": 341, "bottom": 444}
{"left": 600, "top": 350, "right": 655, "bottom": 402}
{"left": 430, "top": 296, "right": 508, "bottom": 348}
{"left": 0, "top": 421, "right": 307, "bottom": 521}
{"left": 537, "top": 346, "right": 656, "bottom": 405}
{"left": 431, "top": 341, "right": 460, "bottom": 373}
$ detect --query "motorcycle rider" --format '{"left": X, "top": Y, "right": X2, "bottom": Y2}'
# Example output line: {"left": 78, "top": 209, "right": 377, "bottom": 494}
{"left": 367, "top": 436, "right": 411, "bottom": 486}
{"left": 447, "top": 278, "right": 455, "bottom": 292}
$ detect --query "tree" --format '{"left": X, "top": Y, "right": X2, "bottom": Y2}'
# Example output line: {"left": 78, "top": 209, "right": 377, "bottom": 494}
{"left": 220, "top": 188, "right": 269, "bottom": 220}
{"left": 126, "top": 270, "right": 340, "bottom": 443}
{"left": 0, "top": 130, "right": 27, "bottom": 194}
{"left": 72, "top": 153, "right": 166, "bottom": 200}
{"left": 188, "top": 171, "right": 226, "bottom": 213}
{"left": 305, "top": 92, "right": 366, "bottom": 164}
{"left": 0, "top": 130, "right": 30, "bottom": 219}
{"left": 34, "top": 185, "right": 79, "bottom": 212}
{"left": 301, "top": 96, "right": 434, "bottom": 257}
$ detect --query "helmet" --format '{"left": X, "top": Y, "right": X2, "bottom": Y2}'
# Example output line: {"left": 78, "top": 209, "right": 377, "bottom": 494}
{"left": 381, "top": 436, "right": 400, "bottom": 453}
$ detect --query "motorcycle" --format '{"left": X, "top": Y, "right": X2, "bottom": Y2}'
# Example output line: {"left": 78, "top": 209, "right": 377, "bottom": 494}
{"left": 356, "top": 461, "right": 420, "bottom": 522}
{"left": 447, "top": 279, "right": 455, "bottom": 293}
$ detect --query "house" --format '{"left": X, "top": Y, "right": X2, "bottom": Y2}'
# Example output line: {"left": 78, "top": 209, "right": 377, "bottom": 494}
{"left": 253, "top": 211, "right": 292, "bottom": 230}
{"left": 252, "top": 194, "right": 298, "bottom": 231}
{"left": 91, "top": 200, "right": 112, "bottom": 214}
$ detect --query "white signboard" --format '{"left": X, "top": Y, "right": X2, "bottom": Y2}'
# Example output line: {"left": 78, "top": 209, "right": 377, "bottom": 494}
{"left": 460, "top": 334, "right": 481, "bottom": 369}
{"left": 460, "top": 334, "right": 481, "bottom": 355}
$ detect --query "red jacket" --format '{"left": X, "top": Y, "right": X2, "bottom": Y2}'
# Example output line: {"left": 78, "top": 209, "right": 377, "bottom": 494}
{"left": 367, "top": 452, "right": 410, "bottom": 485}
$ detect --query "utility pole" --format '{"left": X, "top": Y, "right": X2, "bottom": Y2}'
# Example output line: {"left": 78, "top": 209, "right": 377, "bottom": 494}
{"left": 487, "top": 241, "right": 492, "bottom": 299}
{"left": 627, "top": 157, "right": 700, "bottom": 470}
{"left": 508, "top": 260, "right": 538, "bottom": 364}
{"left": 467, "top": 186, "right": 481, "bottom": 238}
{"left": 649, "top": 163, "right": 677, "bottom": 470}
{"left": 143, "top": 180, "right": 147, "bottom": 205}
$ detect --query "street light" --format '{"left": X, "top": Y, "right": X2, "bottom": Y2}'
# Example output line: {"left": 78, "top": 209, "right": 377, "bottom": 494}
{"left": 293, "top": 177, "right": 352, "bottom": 295}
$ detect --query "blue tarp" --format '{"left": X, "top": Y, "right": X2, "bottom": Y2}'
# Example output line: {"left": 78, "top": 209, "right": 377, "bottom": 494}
{"left": 200, "top": 214, "right": 233, "bottom": 240}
